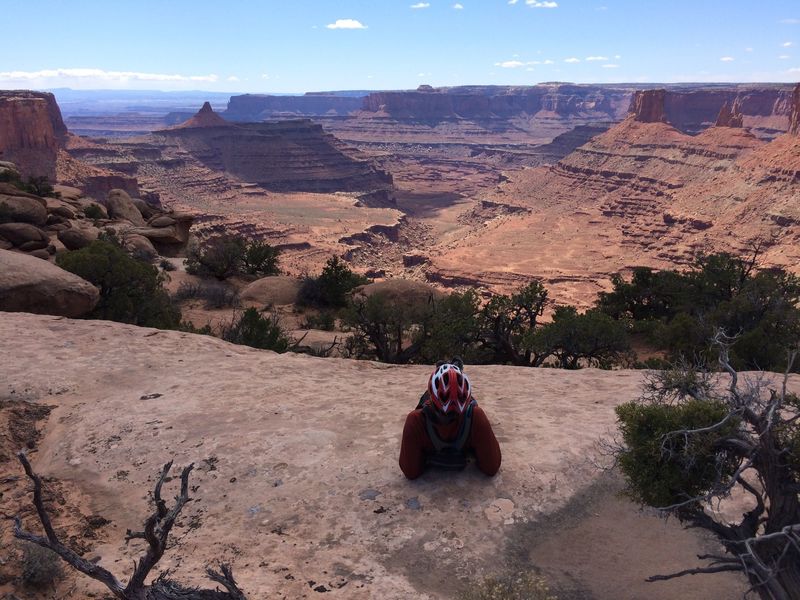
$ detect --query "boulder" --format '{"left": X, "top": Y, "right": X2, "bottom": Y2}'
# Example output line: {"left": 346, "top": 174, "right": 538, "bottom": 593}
{"left": 241, "top": 276, "right": 302, "bottom": 306}
{"left": 0, "top": 222, "right": 49, "bottom": 246}
{"left": 132, "top": 197, "right": 156, "bottom": 219}
{"left": 0, "top": 249, "right": 99, "bottom": 317}
{"left": 402, "top": 252, "right": 429, "bottom": 267}
{"left": 148, "top": 215, "right": 176, "bottom": 227}
{"left": 28, "top": 249, "right": 51, "bottom": 260}
{"left": 48, "top": 204, "right": 76, "bottom": 220}
{"left": 0, "top": 193, "right": 47, "bottom": 225}
{"left": 105, "top": 189, "right": 145, "bottom": 225}
{"left": 123, "top": 233, "right": 157, "bottom": 261}
{"left": 58, "top": 226, "right": 98, "bottom": 250}
{"left": 19, "top": 239, "right": 49, "bottom": 252}
{"left": 354, "top": 279, "right": 443, "bottom": 309}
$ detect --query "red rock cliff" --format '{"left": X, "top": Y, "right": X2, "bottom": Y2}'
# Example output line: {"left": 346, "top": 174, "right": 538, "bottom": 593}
{"left": 630, "top": 89, "right": 667, "bottom": 123}
{"left": 0, "top": 91, "right": 67, "bottom": 179}
{"left": 790, "top": 83, "right": 800, "bottom": 136}
{"left": 715, "top": 98, "right": 744, "bottom": 128}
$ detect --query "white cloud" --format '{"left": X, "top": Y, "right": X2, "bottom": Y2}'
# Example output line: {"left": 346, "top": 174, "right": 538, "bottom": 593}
{"left": 779, "top": 54, "right": 791, "bottom": 59}
{"left": 564, "top": 57, "right": 580, "bottom": 63}
{"left": 326, "top": 19, "right": 367, "bottom": 29}
{"left": 745, "top": 47, "right": 754, "bottom": 52}
{"left": 495, "top": 60, "right": 526, "bottom": 68}
{"left": 508, "top": 0, "right": 519, "bottom": 4}
{"left": 526, "top": 0, "right": 558, "bottom": 6}
{"left": 542, "top": 59, "right": 555, "bottom": 64}
{"left": 614, "top": 54, "right": 622, "bottom": 59}
{"left": 410, "top": 2, "right": 429, "bottom": 7}
{"left": 781, "top": 19, "right": 800, "bottom": 24}
{"left": 790, "top": 67, "right": 800, "bottom": 73}
{"left": 227, "top": 76, "right": 240, "bottom": 82}
{"left": 602, "top": 63, "right": 619, "bottom": 68}
{"left": 453, "top": 2, "right": 464, "bottom": 8}
{"left": 261, "top": 73, "right": 270, "bottom": 79}
{"left": 720, "top": 56, "right": 735, "bottom": 62}
{"left": 596, "top": 6, "right": 608, "bottom": 10}
{"left": 585, "top": 56, "right": 609, "bottom": 61}
{"left": 783, "top": 41, "right": 795, "bottom": 47}
{"left": 0, "top": 68, "right": 218, "bottom": 83}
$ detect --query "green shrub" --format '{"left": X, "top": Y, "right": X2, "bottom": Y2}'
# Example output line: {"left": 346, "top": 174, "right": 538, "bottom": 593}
{"left": 185, "top": 234, "right": 280, "bottom": 280}
{"left": 598, "top": 252, "right": 800, "bottom": 371}
{"left": 301, "top": 310, "right": 336, "bottom": 331}
{"left": 83, "top": 204, "right": 105, "bottom": 220}
{"left": 243, "top": 240, "right": 281, "bottom": 277}
{"left": 56, "top": 240, "right": 181, "bottom": 329}
{"left": 174, "top": 280, "right": 240, "bottom": 309}
{"left": 525, "top": 306, "right": 631, "bottom": 369}
{"left": 616, "top": 398, "right": 740, "bottom": 508}
{"left": 221, "top": 308, "right": 290, "bottom": 352}
{"left": 21, "top": 543, "right": 63, "bottom": 588}
{"left": 298, "top": 256, "right": 368, "bottom": 309}
{"left": 417, "top": 289, "right": 485, "bottom": 363}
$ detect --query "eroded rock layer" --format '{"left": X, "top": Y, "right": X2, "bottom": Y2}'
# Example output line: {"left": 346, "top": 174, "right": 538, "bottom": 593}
{"left": 425, "top": 85, "right": 800, "bottom": 306}
{"left": 0, "top": 91, "right": 67, "bottom": 179}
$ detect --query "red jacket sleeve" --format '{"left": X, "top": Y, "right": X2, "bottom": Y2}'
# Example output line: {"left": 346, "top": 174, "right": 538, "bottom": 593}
{"left": 469, "top": 406, "right": 502, "bottom": 476}
{"left": 399, "top": 410, "right": 427, "bottom": 479}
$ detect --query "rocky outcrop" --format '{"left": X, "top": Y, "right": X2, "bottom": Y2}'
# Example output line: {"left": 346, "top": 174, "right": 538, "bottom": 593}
{"left": 630, "top": 89, "right": 667, "bottom": 123}
{"left": 240, "top": 275, "right": 302, "bottom": 305}
{"left": 790, "top": 83, "right": 800, "bottom": 136}
{"left": 715, "top": 99, "right": 744, "bottom": 128}
{"left": 105, "top": 189, "right": 146, "bottom": 225}
{"left": 153, "top": 119, "right": 393, "bottom": 193}
{"left": 173, "top": 102, "right": 229, "bottom": 129}
{"left": 225, "top": 94, "right": 365, "bottom": 121}
{"left": 0, "top": 249, "right": 98, "bottom": 317}
{"left": 0, "top": 184, "right": 47, "bottom": 225}
{"left": 0, "top": 91, "right": 67, "bottom": 179}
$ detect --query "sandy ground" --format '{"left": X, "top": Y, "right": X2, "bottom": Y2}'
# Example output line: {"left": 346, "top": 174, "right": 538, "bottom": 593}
{"left": 2, "top": 313, "right": 786, "bottom": 599}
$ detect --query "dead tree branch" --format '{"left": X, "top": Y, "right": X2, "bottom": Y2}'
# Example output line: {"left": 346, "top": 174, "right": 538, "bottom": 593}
{"left": 13, "top": 453, "right": 246, "bottom": 599}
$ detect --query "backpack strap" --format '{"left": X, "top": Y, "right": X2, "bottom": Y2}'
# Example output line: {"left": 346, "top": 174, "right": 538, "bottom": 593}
{"left": 422, "top": 399, "right": 476, "bottom": 453}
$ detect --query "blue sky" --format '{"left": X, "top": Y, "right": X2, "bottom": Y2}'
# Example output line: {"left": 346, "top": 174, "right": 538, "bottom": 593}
{"left": 1, "top": 0, "right": 798, "bottom": 92}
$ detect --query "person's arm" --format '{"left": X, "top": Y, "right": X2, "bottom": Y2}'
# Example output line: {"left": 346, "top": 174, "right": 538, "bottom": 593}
{"left": 470, "top": 406, "right": 501, "bottom": 476}
{"left": 399, "top": 410, "right": 427, "bottom": 479}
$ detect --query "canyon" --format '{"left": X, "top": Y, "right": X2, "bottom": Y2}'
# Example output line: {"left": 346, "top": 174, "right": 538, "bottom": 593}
{"left": 7, "top": 82, "right": 798, "bottom": 300}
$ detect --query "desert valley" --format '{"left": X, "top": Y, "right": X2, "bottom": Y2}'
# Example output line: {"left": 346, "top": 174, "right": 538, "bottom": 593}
{"left": 2, "top": 35, "right": 800, "bottom": 600}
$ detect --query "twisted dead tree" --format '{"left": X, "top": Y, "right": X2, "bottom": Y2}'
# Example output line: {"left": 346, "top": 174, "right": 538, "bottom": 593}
{"left": 615, "top": 331, "right": 800, "bottom": 600}
{"left": 14, "top": 454, "right": 246, "bottom": 599}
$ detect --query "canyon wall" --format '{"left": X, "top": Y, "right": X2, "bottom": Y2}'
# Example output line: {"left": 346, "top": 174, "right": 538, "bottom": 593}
{"left": 154, "top": 117, "right": 393, "bottom": 193}
{"left": 359, "top": 84, "right": 633, "bottom": 120}
{"left": 0, "top": 91, "right": 67, "bottom": 179}
{"left": 225, "top": 93, "right": 365, "bottom": 121}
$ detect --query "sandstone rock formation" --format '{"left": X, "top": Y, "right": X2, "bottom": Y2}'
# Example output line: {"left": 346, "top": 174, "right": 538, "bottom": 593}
{"left": 0, "top": 184, "right": 47, "bottom": 225}
{"left": 425, "top": 87, "right": 799, "bottom": 305}
{"left": 225, "top": 93, "right": 365, "bottom": 120}
{"left": 630, "top": 89, "right": 667, "bottom": 123}
{"left": 715, "top": 99, "right": 744, "bottom": 128}
{"left": 0, "top": 91, "right": 67, "bottom": 179}
{"left": 790, "top": 82, "right": 800, "bottom": 135}
{"left": 153, "top": 119, "right": 393, "bottom": 193}
{"left": 240, "top": 275, "right": 302, "bottom": 305}
{"left": 0, "top": 249, "right": 98, "bottom": 316}
{"left": 173, "top": 102, "right": 229, "bottom": 129}
{"left": 105, "top": 188, "right": 146, "bottom": 225}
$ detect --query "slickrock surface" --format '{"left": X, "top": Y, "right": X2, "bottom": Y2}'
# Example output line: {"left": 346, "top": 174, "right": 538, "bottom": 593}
{"left": 0, "top": 313, "right": 773, "bottom": 598}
